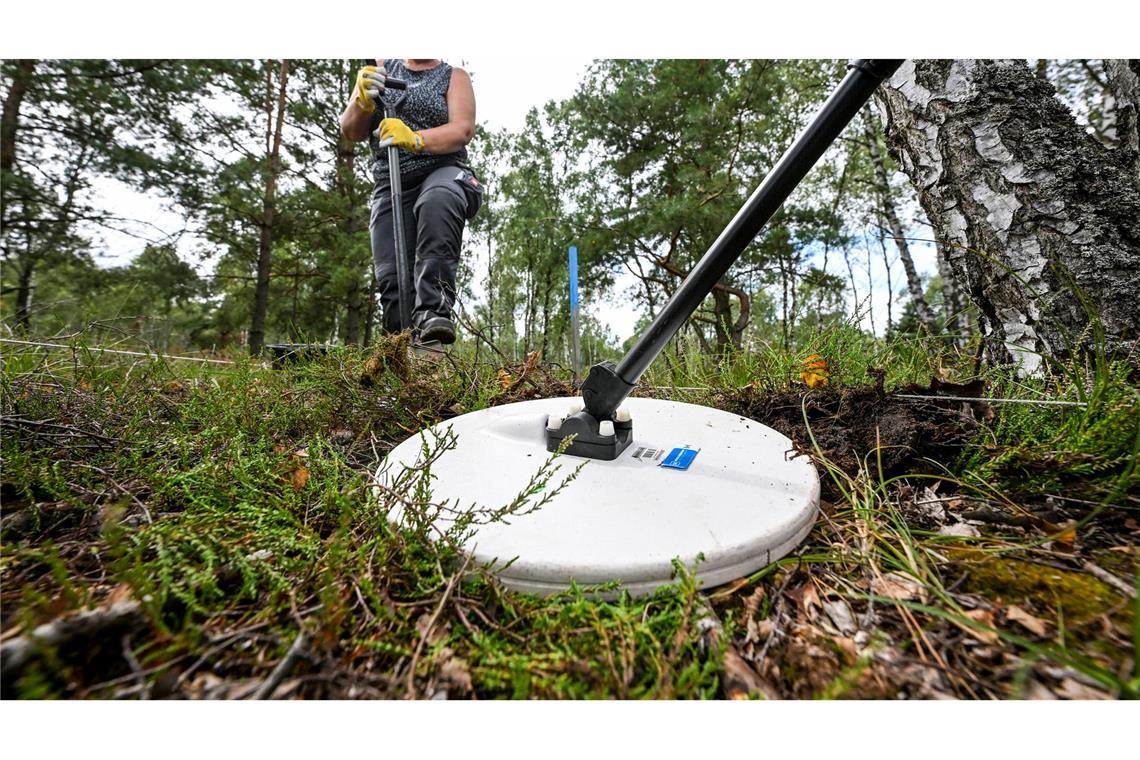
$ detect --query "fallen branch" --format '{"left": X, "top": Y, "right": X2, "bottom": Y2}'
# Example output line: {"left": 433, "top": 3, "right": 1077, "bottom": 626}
{"left": 1083, "top": 561, "right": 1136, "bottom": 599}
{"left": 253, "top": 629, "right": 310, "bottom": 700}
{"left": 0, "top": 601, "right": 145, "bottom": 680}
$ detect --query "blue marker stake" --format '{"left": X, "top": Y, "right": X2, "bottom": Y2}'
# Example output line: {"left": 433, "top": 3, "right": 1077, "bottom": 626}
{"left": 569, "top": 245, "right": 581, "bottom": 381}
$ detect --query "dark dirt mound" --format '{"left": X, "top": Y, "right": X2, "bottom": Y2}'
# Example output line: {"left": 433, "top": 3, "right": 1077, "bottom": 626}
{"left": 713, "top": 377, "right": 989, "bottom": 497}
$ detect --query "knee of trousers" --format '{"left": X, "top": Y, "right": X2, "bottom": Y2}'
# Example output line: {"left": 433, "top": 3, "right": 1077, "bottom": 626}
{"left": 413, "top": 185, "right": 466, "bottom": 229}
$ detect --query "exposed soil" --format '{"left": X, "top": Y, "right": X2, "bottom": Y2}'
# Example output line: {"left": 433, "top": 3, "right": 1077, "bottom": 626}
{"left": 712, "top": 377, "right": 990, "bottom": 499}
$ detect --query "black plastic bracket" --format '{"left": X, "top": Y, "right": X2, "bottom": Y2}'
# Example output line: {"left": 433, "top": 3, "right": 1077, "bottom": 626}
{"left": 580, "top": 361, "right": 635, "bottom": 422}
{"left": 545, "top": 409, "right": 633, "bottom": 461}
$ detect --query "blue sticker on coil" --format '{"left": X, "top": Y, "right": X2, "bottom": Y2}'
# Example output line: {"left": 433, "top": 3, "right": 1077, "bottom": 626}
{"left": 660, "top": 447, "right": 698, "bottom": 471}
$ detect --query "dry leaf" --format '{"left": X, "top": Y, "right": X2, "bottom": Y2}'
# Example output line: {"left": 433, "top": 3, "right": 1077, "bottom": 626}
{"left": 1024, "top": 679, "right": 1057, "bottom": 700}
{"left": 1005, "top": 605, "right": 1048, "bottom": 637}
{"left": 787, "top": 580, "right": 823, "bottom": 618}
{"left": 1053, "top": 521, "right": 1077, "bottom": 551}
{"left": 960, "top": 608, "right": 999, "bottom": 644}
{"left": 1056, "top": 677, "right": 1111, "bottom": 700}
{"left": 822, "top": 598, "right": 857, "bottom": 636}
{"left": 800, "top": 354, "right": 829, "bottom": 389}
{"left": 434, "top": 647, "right": 474, "bottom": 698}
{"left": 722, "top": 649, "right": 779, "bottom": 700}
{"left": 873, "top": 572, "right": 926, "bottom": 602}
{"left": 104, "top": 582, "right": 134, "bottom": 607}
{"left": 290, "top": 466, "right": 310, "bottom": 490}
{"left": 938, "top": 523, "right": 981, "bottom": 538}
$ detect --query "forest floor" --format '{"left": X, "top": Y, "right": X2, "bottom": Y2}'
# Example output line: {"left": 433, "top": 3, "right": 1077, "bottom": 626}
{"left": 1, "top": 330, "right": 1136, "bottom": 699}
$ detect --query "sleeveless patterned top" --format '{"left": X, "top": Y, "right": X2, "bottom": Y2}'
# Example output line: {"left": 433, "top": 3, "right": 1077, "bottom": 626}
{"left": 369, "top": 59, "right": 469, "bottom": 182}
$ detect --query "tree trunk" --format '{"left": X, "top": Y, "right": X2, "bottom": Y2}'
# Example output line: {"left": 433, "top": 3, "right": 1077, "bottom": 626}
{"left": 863, "top": 106, "right": 935, "bottom": 333}
{"left": 485, "top": 236, "right": 496, "bottom": 344}
{"left": 936, "top": 240, "right": 967, "bottom": 343}
{"left": 362, "top": 272, "right": 377, "bottom": 346}
{"left": 248, "top": 59, "right": 290, "bottom": 357}
{"left": 2, "top": 60, "right": 36, "bottom": 248}
{"left": 334, "top": 85, "right": 366, "bottom": 347}
{"left": 875, "top": 223, "right": 894, "bottom": 333}
{"left": 1103, "top": 60, "right": 1140, "bottom": 184}
{"left": 876, "top": 59, "right": 1140, "bottom": 371}
{"left": 539, "top": 262, "right": 553, "bottom": 358}
{"left": 344, "top": 282, "right": 362, "bottom": 345}
{"left": 14, "top": 251, "right": 34, "bottom": 330}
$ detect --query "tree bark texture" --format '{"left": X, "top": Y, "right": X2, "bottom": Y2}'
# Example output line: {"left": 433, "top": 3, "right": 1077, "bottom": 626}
{"left": 1102, "top": 60, "right": 1140, "bottom": 185}
{"left": 249, "top": 59, "right": 290, "bottom": 357}
{"left": 876, "top": 59, "right": 1140, "bottom": 371}
{"left": 936, "top": 240, "right": 967, "bottom": 342}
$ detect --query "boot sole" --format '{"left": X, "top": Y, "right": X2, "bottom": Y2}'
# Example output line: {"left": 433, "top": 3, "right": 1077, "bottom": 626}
{"left": 419, "top": 324, "right": 456, "bottom": 345}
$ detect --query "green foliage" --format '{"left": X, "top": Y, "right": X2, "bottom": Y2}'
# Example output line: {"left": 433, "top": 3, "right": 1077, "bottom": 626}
{"left": 2, "top": 326, "right": 1135, "bottom": 699}
{"left": 0, "top": 342, "right": 725, "bottom": 698}
{"left": 961, "top": 360, "right": 1139, "bottom": 502}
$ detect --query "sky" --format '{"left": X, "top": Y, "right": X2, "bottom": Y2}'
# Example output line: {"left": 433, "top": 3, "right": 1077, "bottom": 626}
{"left": 86, "top": 56, "right": 936, "bottom": 344}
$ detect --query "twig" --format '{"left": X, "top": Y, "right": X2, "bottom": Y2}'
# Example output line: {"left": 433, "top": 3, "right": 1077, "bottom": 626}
{"left": 405, "top": 554, "right": 471, "bottom": 699}
{"left": 0, "top": 337, "right": 236, "bottom": 365}
{"left": 1083, "top": 561, "right": 1136, "bottom": 599}
{"left": 640, "top": 384, "right": 1087, "bottom": 408}
{"left": 893, "top": 394, "right": 1087, "bottom": 408}
{"left": 1, "top": 415, "right": 119, "bottom": 444}
{"left": 253, "top": 629, "right": 310, "bottom": 700}
{"left": 0, "top": 601, "right": 145, "bottom": 679}
{"left": 120, "top": 634, "right": 149, "bottom": 700}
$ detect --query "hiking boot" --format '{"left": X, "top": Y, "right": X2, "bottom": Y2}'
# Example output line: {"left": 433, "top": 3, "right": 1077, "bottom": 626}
{"left": 418, "top": 316, "right": 456, "bottom": 345}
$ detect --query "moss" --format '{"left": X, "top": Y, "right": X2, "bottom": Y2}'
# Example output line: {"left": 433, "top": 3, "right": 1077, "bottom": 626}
{"left": 950, "top": 548, "right": 1125, "bottom": 626}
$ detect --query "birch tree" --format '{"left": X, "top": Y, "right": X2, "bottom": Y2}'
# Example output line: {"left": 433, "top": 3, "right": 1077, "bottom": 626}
{"left": 876, "top": 59, "right": 1140, "bottom": 371}
{"left": 861, "top": 105, "right": 935, "bottom": 333}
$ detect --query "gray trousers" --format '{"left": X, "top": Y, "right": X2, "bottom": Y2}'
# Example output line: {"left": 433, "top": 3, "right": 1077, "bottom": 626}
{"left": 369, "top": 164, "right": 471, "bottom": 334}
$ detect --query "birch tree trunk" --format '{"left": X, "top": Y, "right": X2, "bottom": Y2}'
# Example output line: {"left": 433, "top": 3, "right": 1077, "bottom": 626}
{"left": 862, "top": 106, "right": 935, "bottom": 333}
{"left": 1102, "top": 60, "right": 1140, "bottom": 185}
{"left": 248, "top": 59, "right": 290, "bottom": 357}
{"left": 876, "top": 59, "right": 1140, "bottom": 372}
{"left": 936, "top": 240, "right": 967, "bottom": 344}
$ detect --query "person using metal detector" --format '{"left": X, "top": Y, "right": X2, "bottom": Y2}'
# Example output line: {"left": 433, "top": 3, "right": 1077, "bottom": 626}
{"left": 339, "top": 59, "right": 482, "bottom": 349}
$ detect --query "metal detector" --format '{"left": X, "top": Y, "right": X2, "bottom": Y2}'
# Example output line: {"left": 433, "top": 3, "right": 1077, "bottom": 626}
{"left": 377, "top": 60, "right": 904, "bottom": 597}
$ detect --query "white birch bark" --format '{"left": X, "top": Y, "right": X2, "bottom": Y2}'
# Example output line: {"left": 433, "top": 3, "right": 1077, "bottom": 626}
{"left": 876, "top": 60, "right": 1140, "bottom": 372}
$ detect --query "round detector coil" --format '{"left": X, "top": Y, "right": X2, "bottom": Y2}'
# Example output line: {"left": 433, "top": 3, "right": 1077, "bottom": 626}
{"left": 375, "top": 396, "right": 819, "bottom": 597}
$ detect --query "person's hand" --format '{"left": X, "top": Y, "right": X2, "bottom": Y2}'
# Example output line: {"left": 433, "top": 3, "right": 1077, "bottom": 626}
{"left": 375, "top": 118, "right": 425, "bottom": 153}
{"left": 353, "top": 65, "right": 386, "bottom": 113}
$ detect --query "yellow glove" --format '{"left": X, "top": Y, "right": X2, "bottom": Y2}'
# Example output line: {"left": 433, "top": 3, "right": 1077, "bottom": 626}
{"left": 375, "top": 117, "right": 425, "bottom": 154}
{"left": 354, "top": 65, "right": 386, "bottom": 113}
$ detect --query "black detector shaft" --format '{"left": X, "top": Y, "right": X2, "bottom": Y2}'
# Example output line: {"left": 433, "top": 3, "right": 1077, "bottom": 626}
{"left": 580, "top": 59, "right": 903, "bottom": 422}
{"left": 379, "top": 75, "right": 415, "bottom": 330}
